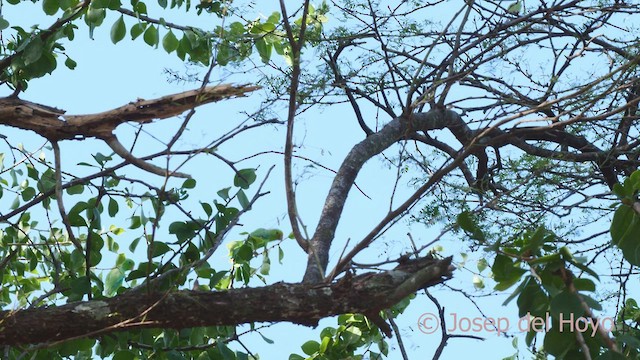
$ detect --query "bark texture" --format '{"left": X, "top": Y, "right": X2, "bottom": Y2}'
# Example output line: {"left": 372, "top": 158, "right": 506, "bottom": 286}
{"left": 0, "top": 255, "right": 453, "bottom": 346}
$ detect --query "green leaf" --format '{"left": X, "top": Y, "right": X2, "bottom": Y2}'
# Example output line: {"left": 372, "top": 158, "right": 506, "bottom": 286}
{"left": 64, "top": 56, "right": 77, "bottom": 70}
{"left": 68, "top": 201, "right": 89, "bottom": 227}
{"left": 158, "top": 0, "right": 167, "bottom": 8}
{"left": 217, "top": 41, "right": 232, "bottom": 66}
{"left": 255, "top": 38, "right": 272, "bottom": 64}
{"left": 85, "top": 7, "right": 106, "bottom": 25}
{"left": 201, "top": 202, "right": 213, "bottom": 217}
{"left": 108, "top": 198, "right": 119, "bottom": 217}
{"left": 168, "top": 221, "right": 199, "bottom": 242}
{"left": 111, "top": 16, "right": 126, "bottom": 44}
{"left": 42, "top": 0, "right": 59, "bottom": 15}
{"left": 134, "top": 1, "right": 147, "bottom": 14}
{"left": 234, "top": 169, "right": 256, "bottom": 189}
{"left": 0, "top": 16, "right": 9, "bottom": 30}
{"left": 151, "top": 242, "right": 172, "bottom": 257}
{"left": 217, "top": 187, "right": 231, "bottom": 200}
{"left": 456, "top": 211, "right": 485, "bottom": 242}
{"left": 162, "top": 30, "right": 179, "bottom": 53}
{"left": 130, "top": 22, "right": 146, "bottom": 40}
{"left": 549, "top": 290, "right": 583, "bottom": 319}
{"left": 130, "top": 215, "right": 141, "bottom": 229}
{"left": 516, "top": 277, "right": 549, "bottom": 318}
{"left": 301, "top": 340, "right": 320, "bottom": 355}
{"left": 492, "top": 254, "right": 526, "bottom": 290}
{"left": 21, "top": 187, "right": 35, "bottom": 201}
{"left": 129, "top": 237, "right": 141, "bottom": 252}
{"left": 113, "top": 350, "right": 136, "bottom": 360}
{"left": 23, "top": 37, "right": 44, "bottom": 66}
{"left": 610, "top": 205, "right": 640, "bottom": 265}
{"left": 543, "top": 322, "right": 575, "bottom": 357}
{"left": 237, "top": 189, "right": 250, "bottom": 210}
{"left": 66, "top": 184, "right": 84, "bottom": 195}
{"left": 183, "top": 178, "right": 196, "bottom": 189}
{"left": 260, "top": 254, "right": 270, "bottom": 275}
{"left": 143, "top": 25, "right": 159, "bottom": 46}
{"left": 596, "top": 350, "right": 631, "bottom": 360}
{"left": 477, "top": 258, "right": 488, "bottom": 273}
{"left": 233, "top": 244, "right": 253, "bottom": 263}
{"left": 105, "top": 268, "right": 125, "bottom": 296}
{"left": 259, "top": 333, "right": 274, "bottom": 344}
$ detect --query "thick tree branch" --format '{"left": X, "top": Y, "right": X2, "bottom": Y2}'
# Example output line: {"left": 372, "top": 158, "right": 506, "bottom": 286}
{"left": 0, "top": 255, "right": 453, "bottom": 346}
{"left": 0, "top": 84, "right": 258, "bottom": 140}
{"left": 0, "top": 84, "right": 259, "bottom": 177}
{"left": 302, "top": 110, "right": 457, "bottom": 283}
{"left": 303, "top": 107, "right": 630, "bottom": 282}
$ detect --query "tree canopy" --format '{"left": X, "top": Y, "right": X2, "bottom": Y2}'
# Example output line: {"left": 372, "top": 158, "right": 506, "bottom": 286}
{"left": 1, "top": 0, "right": 640, "bottom": 359}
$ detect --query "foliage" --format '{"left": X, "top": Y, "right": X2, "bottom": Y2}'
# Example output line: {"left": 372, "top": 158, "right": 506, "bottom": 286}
{"left": 1, "top": 0, "right": 640, "bottom": 359}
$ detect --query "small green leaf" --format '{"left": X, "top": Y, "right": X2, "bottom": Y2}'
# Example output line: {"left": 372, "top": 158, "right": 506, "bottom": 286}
{"left": 151, "top": 242, "right": 172, "bottom": 257}
{"left": 143, "top": 25, "right": 159, "bottom": 46}
{"left": 543, "top": 321, "right": 576, "bottom": 356}
{"left": 113, "top": 350, "right": 136, "bottom": 360}
{"left": 201, "top": 202, "right": 213, "bottom": 217}
{"left": 162, "top": 30, "right": 179, "bottom": 53}
{"left": 255, "top": 38, "right": 272, "bottom": 64}
{"left": 130, "top": 22, "right": 146, "bottom": 40}
{"left": 260, "top": 255, "right": 270, "bottom": 275}
{"left": 134, "top": 1, "right": 147, "bottom": 14}
{"left": 129, "top": 237, "right": 141, "bottom": 252}
{"left": 492, "top": 254, "right": 526, "bottom": 291}
{"left": 259, "top": 333, "right": 274, "bottom": 344}
{"left": 549, "top": 290, "right": 582, "bottom": 319}
{"left": 0, "top": 16, "right": 9, "bottom": 30}
{"left": 216, "top": 41, "right": 232, "bottom": 66}
{"left": 23, "top": 37, "right": 44, "bottom": 66}
{"left": 183, "top": 178, "right": 196, "bottom": 189}
{"left": 108, "top": 198, "right": 119, "bottom": 217}
{"left": 21, "top": 187, "right": 36, "bottom": 201}
{"left": 66, "top": 184, "right": 85, "bottom": 195}
{"left": 477, "top": 258, "right": 488, "bottom": 273}
{"left": 85, "top": 7, "right": 106, "bottom": 25}
{"left": 217, "top": 187, "right": 231, "bottom": 200}
{"left": 42, "top": 0, "right": 59, "bottom": 15}
{"left": 301, "top": 340, "right": 320, "bottom": 356}
{"left": 611, "top": 205, "right": 640, "bottom": 265}
{"left": 232, "top": 243, "right": 253, "bottom": 263}
{"left": 130, "top": 216, "right": 141, "bottom": 229}
{"left": 64, "top": 57, "right": 77, "bottom": 69}
{"left": 516, "top": 277, "right": 548, "bottom": 318}
{"left": 237, "top": 189, "right": 250, "bottom": 210}
{"left": 111, "top": 16, "right": 126, "bottom": 44}
{"left": 105, "top": 268, "right": 125, "bottom": 296}
{"left": 457, "top": 211, "right": 486, "bottom": 242}
{"left": 234, "top": 169, "right": 256, "bottom": 189}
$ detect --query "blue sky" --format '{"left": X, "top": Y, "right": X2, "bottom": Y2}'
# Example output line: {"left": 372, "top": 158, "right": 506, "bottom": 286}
{"left": 3, "top": 2, "right": 629, "bottom": 359}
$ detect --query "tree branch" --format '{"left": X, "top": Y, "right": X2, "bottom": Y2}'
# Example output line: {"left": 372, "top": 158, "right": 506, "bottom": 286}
{"left": 0, "top": 255, "right": 453, "bottom": 346}
{"left": 0, "top": 84, "right": 259, "bottom": 178}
